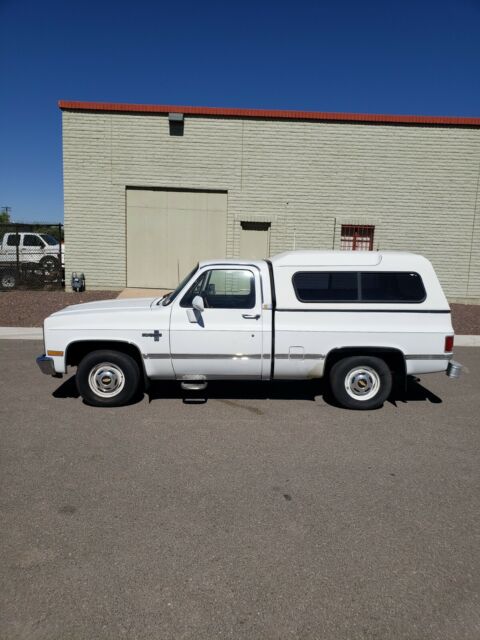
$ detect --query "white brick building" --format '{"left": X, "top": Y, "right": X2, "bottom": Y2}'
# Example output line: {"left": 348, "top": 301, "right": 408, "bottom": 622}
{"left": 60, "top": 101, "right": 480, "bottom": 300}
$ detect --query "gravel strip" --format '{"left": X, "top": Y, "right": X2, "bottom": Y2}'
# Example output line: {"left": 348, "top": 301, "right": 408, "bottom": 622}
{"left": 0, "top": 290, "right": 118, "bottom": 327}
{"left": 1, "top": 291, "right": 479, "bottom": 333}
{"left": 450, "top": 304, "right": 480, "bottom": 334}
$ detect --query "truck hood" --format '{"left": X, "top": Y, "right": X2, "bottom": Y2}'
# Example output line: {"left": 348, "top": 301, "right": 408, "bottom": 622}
{"left": 50, "top": 297, "right": 161, "bottom": 317}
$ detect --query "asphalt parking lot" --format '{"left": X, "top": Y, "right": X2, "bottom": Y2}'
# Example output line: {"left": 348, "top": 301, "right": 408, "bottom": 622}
{"left": 1, "top": 341, "right": 479, "bottom": 640}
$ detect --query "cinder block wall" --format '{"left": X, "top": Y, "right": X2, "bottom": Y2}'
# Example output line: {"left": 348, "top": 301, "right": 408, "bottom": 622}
{"left": 62, "top": 110, "right": 480, "bottom": 298}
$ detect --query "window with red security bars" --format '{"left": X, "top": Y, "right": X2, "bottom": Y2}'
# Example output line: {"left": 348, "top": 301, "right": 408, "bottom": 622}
{"left": 340, "top": 224, "right": 375, "bottom": 251}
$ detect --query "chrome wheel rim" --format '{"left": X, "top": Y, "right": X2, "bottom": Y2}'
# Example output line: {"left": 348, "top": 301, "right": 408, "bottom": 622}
{"left": 344, "top": 366, "right": 380, "bottom": 401}
{"left": 88, "top": 362, "right": 125, "bottom": 398}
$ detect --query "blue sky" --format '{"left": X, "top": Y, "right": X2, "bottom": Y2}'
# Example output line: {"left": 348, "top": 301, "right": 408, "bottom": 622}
{"left": 1, "top": 0, "right": 479, "bottom": 223}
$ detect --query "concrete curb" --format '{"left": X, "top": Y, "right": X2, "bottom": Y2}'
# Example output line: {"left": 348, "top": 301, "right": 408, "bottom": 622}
{"left": 455, "top": 335, "right": 480, "bottom": 346}
{"left": 1, "top": 327, "right": 480, "bottom": 346}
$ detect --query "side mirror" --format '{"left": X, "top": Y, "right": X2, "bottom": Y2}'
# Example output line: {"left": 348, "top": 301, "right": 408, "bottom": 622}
{"left": 192, "top": 295, "right": 204, "bottom": 312}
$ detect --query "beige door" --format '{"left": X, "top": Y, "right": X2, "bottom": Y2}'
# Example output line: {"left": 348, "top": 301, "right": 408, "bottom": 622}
{"left": 126, "top": 189, "right": 227, "bottom": 289}
{"left": 239, "top": 222, "right": 271, "bottom": 260}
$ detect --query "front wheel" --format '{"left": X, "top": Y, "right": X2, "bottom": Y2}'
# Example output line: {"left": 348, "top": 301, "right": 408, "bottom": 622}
{"left": 329, "top": 356, "right": 392, "bottom": 410}
{"left": 0, "top": 269, "right": 17, "bottom": 290}
{"left": 76, "top": 350, "right": 142, "bottom": 407}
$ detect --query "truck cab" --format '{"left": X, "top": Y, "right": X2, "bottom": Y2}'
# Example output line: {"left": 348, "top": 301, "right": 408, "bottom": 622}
{"left": 0, "top": 232, "right": 61, "bottom": 261}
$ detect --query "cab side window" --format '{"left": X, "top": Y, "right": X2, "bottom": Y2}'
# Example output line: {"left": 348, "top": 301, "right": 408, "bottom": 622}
{"left": 6, "top": 234, "right": 20, "bottom": 246}
{"left": 23, "top": 234, "right": 45, "bottom": 247}
{"left": 181, "top": 269, "right": 255, "bottom": 309}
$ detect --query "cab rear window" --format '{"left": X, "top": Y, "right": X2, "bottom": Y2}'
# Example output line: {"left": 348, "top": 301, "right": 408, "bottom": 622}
{"left": 292, "top": 271, "right": 426, "bottom": 303}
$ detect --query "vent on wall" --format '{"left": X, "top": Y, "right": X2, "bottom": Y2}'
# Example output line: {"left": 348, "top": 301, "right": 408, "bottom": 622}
{"left": 168, "top": 112, "right": 184, "bottom": 136}
{"left": 240, "top": 221, "right": 271, "bottom": 231}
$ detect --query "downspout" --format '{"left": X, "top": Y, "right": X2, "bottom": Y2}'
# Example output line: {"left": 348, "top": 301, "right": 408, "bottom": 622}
{"left": 466, "top": 160, "right": 480, "bottom": 297}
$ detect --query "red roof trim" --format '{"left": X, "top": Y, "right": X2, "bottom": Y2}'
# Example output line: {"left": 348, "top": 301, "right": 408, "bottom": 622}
{"left": 58, "top": 100, "right": 480, "bottom": 127}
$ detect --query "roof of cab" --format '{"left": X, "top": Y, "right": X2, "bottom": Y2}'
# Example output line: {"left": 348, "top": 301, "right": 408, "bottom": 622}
{"left": 198, "top": 258, "right": 266, "bottom": 268}
{"left": 269, "top": 250, "right": 426, "bottom": 268}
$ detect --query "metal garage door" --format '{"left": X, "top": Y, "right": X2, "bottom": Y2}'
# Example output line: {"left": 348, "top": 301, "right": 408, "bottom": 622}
{"left": 126, "top": 189, "right": 227, "bottom": 289}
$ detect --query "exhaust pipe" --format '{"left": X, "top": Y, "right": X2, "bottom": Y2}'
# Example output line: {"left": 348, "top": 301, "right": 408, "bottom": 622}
{"left": 446, "top": 360, "right": 462, "bottom": 379}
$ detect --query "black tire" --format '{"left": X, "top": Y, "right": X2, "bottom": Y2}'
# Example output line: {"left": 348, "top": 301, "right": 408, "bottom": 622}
{"left": 329, "top": 355, "right": 392, "bottom": 410}
{"left": 39, "top": 255, "right": 61, "bottom": 274}
{"left": 76, "top": 350, "right": 142, "bottom": 407}
{"left": 0, "top": 269, "right": 17, "bottom": 290}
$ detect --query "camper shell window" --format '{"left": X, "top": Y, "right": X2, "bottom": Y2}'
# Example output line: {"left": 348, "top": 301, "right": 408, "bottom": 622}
{"left": 292, "top": 272, "right": 358, "bottom": 302}
{"left": 292, "top": 271, "right": 426, "bottom": 303}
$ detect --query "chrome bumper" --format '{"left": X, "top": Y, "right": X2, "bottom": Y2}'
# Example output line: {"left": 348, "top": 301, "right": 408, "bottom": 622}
{"left": 36, "top": 354, "right": 57, "bottom": 376}
{"left": 446, "top": 360, "right": 462, "bottom": 379}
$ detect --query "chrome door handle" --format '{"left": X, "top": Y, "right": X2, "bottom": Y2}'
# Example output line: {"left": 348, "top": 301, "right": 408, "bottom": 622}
{"left": 242, "top": 314, "right": 260, "bottom": 319}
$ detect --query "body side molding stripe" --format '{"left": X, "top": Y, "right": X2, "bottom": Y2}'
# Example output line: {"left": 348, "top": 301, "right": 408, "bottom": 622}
{"left": 143, "top": 353, "right": 265, "bottom": 360}
{"left": 405, "top": 354, "right": 452, "bottom": 360}
{"left": 275, "top": 308, "right": 451, "bottom": 314}
{"left": 143, "top": 353, "right": 451, "bottom": 361}
{"left": 143, "top": 354, "right": 170, "bottom": 359}
{"left": 275, "top": 354, "right": 325, "bottom": 360}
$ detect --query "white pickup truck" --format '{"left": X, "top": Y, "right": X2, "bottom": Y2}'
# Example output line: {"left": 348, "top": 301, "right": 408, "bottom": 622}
{"left": 37, "top": 250, "right": 461, "bottom": 410}
{"left": 0, "top": 232, "right": 63, "bottom": 289}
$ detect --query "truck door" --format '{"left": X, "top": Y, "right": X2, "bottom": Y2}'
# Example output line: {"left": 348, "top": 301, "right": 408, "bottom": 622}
{"left": 22, "top": 234, "right": 45, "bottom": 262}
{"left": 169, "top": 267, "right": 265, "bottom": 379}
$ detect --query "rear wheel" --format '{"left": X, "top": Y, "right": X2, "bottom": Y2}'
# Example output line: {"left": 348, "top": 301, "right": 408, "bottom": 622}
{"left": 39, "top": 255, "right": 61, "bottom": 276}
{"left": 329, "top": 356, "right": 392, "bottom": 410}
{"left": 76, "top": 350, "right": 141, "bottom": 407}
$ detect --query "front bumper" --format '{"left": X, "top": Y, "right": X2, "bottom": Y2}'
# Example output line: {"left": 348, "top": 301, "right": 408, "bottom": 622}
{"left": 36, "top": 354, "right": 58, "bottom": 376}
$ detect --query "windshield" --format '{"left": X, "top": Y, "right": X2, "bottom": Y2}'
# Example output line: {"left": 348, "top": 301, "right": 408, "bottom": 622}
{"left": 160, "top": 264, "right": 199, "bottom": 306}
{"left": 41, "top": 234, "right": 59, "bottom": 246}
